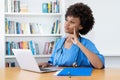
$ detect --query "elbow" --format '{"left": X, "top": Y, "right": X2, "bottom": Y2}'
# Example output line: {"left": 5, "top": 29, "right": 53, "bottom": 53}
{"left": 97, "top": 66, "right": 103, "bottom": 69}
{"left": 95, "top": 64, "right": 104, "bottom": 69}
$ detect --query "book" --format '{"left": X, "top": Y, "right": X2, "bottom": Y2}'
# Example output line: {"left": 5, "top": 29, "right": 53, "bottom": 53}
{"left": 43, "top": 42, "right": 50, "bottom": 54}
{"left": 5, "top": 18, "right": 9, "bottom": 34}
{"left": 14, "top": 0, "right": 20, "bottom": 12}
{"left": 5, "top": 62, "right": 9, "bottom": 67}
{"left": 6, "top": 41, "right": 11, "bottom": 55}
{"left": 7, "top": 0, "right": 12, "bottom": 12}
{"left": 20, "top": 4, "right": 28, "bottom": 12}
{"left": 48, "top": 2, "right": 52, "bottom": 13}
{"left": 42, "top": 3, "right": 48, "bottom": 13}
{"left": 34, "top": 43, "right": 39, "bottom": 55}
{"left": 11, "top": 62, "right": 16, "bottom": 67}
{"left": 48, "top": 41, "right": 55, "bottom": 54}
{"left": 29, "top": 41, "right": 35, "bottom": 55}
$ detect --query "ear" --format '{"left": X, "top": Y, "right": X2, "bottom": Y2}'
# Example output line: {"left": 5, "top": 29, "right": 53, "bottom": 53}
{"left": 79, "top": 25, "right": 83, "bottom": 30}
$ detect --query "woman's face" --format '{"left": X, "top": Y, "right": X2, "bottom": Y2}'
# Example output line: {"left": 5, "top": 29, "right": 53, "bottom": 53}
{"left": 64, "top": 16, "right": 83, "bottom": 34}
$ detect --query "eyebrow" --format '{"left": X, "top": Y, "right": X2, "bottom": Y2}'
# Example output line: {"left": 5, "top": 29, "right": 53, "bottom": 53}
{"left": 66, "top": 18, "right": 78, "bottom": 21}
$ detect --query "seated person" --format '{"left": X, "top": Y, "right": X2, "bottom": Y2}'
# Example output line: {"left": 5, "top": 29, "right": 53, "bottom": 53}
{"left": 39, "top": 2, "right": 104, "bottom": 69}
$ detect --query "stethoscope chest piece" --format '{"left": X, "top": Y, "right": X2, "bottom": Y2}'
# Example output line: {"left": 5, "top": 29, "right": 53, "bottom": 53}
{"left": 72, "top": 62, "right": 78, "bottom": 67}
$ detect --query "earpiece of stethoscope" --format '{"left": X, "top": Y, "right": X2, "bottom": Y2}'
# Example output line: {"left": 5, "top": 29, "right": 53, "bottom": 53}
{"left": 72, "top": 62, "right": 78, "bottom": 67}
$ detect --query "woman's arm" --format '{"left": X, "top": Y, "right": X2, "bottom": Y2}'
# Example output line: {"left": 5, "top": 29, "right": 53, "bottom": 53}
{"left": 70, "top": 28, "right": 103, "bottom": 69}
{"left": 76, "top": 41, "right": 103, "bottom": 69}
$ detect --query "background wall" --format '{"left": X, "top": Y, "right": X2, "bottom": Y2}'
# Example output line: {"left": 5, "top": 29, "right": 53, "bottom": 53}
{"left": 65, "top": 0, "right": 120, "bottom": 67}
{"left": 0, "top": 0, "right": 5, "bottom": 68}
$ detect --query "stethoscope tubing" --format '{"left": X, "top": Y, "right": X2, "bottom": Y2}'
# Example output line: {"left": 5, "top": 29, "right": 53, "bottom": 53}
{"left": 55, "top": 37, "right": 81, "bottom": 67}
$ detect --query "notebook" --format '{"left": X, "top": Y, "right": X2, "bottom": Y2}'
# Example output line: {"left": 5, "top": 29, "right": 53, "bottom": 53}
{"left": 12, "top": 49, "right": 60, "bottom": 73}
{"left": 57, "top": 67, "right": 93, "bottom": 76}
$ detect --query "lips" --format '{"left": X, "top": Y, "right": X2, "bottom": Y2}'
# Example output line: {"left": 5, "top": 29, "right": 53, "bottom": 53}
{"left": 64, "top": 26, "right": 69, "bottom": 30}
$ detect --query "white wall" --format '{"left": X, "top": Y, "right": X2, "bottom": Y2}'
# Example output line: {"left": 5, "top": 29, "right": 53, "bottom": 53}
{"left": 0, "top": 0, "right": 5, "bottom": 68}
{"left": 105, "top": 56, "right": 120, "bottom": 68}
{"left": 65, "top": 0, "right": 120, "bottom": 67}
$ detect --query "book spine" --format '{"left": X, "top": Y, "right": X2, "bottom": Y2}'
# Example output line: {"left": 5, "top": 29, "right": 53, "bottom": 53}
{"left": 7, "top": 41, "right": 11, "bottom": 55}
{"left": 42, "top": 3, "right": 48, "bottom": 13}
{"left": 29, "top": 41, "right": 35, "bottom": 55}
{"left": 11, "top": 0, "right": 14, "bottom": 12}
{"left": 14, "top": 0, "right": 20, "bottom": 12}
{"left": 7, "top": 0, "right": 12, "bottom": 12}
{"left": 35, "top": 43, "right": 39, "bottom": 55}
{"left": 5, "top": 18, "right": 9, "bottom": 34}
{"left": 5, "top": 0, "right": 8, "bottom": 12}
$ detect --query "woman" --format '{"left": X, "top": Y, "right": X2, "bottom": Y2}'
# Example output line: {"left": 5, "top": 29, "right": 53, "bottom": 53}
{"left": 39, "top": 3, "right": 104, "bottom": 69}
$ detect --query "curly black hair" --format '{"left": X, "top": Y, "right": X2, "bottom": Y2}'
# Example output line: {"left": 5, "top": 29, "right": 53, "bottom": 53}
{"left": 65, "top": 3, "right": 95, "bottom": 35}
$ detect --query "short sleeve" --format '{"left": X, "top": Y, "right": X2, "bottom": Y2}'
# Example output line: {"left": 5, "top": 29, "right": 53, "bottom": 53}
{"left": 82, "top": 38, "right": 105, "bottom": 68}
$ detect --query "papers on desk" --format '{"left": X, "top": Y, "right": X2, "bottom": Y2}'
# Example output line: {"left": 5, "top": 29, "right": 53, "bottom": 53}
{"left": 56, "top": 67, "right": 93, "bottom": 76}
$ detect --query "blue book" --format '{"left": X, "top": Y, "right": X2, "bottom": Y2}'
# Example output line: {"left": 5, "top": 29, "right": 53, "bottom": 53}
{"left": 7, "top": 41, "right": 11, "bottom": 55}
{"left": 55, "top": 20, "right": 58, "bottom": 34}
{"left": 56, "top": 0, "right": 59, "bottom": 13}
{"left": 16, "top": 22, "right": 21, "bottom": 34}
{"left": 29, "top": 41, "right": 35, "bottom": 55}
{"left": 42, "top": 3, "right": 48, "bottom": 13}
{"left": 11, "top": 62, "right": 15, "bottom": 67}
{"left": 57, "top": 67, "right": 93, "bottom": 76}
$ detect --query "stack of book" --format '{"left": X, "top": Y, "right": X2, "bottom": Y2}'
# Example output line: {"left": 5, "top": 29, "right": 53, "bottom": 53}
{"left": 51, "top": 20, "right": 61, "bottom": 34}
{"left": 42, "top": 0, "right": 60, "bottom": 13}
{"left": 5, "top": 0, "right": 21, "bottom": 12}
{"left": 43, "top": 41, "right": 55, "bottom": 54}
{"left": 5, "top": 18, "right": 61, "bottom": 34}
{"left": 6, "top": 62, "right": 16, "bottom": 67}
{"left": 5, "top": 0, "right": 28, "bottom": 13}
{"left": 6, "top": 40, "right": 39, "bottom": 55}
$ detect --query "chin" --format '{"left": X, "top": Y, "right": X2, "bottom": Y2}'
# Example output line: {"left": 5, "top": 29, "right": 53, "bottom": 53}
{"left": 64, "top": 30, "right": 69, "bottom": 33}
{"left": 65, "top": 32, "right": 73, "bottom": 34}
{"left": 64, "top": 30, "right": 73, "bottom": 34}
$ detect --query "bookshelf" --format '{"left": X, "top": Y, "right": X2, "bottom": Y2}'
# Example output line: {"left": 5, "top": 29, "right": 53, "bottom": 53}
{"left": 0, "top": 0, "right": 65, "bottom": 68}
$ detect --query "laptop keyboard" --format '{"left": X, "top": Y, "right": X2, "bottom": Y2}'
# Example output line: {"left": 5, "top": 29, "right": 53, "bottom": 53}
{"left": 40, "top": 67, "right": 61, "bottom": 72}
{"left": 40, "top": 68, "right": 51, "bottom": 71}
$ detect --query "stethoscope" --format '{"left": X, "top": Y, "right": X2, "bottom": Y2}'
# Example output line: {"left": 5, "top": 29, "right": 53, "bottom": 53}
{"left": 55, "top": 37, "right": 81, "bottom": 67}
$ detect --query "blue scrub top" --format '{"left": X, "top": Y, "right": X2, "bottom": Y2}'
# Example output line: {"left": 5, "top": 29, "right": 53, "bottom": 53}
{"left": 48, "top": 37, "right": 105, "bottom": 68}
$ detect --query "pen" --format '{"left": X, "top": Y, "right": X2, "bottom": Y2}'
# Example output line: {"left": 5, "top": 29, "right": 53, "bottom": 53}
{"left": 68, "top": 71, "right": 71, "bottom": 78}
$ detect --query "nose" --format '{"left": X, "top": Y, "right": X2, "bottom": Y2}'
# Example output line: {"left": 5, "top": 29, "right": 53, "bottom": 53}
{"left": 65, "top": 21, "right": 69, "bottom": 27}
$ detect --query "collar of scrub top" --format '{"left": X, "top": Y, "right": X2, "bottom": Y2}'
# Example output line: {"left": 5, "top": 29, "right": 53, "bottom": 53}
{"left": 56, "top": 36, "right": 81, "bottom": 53}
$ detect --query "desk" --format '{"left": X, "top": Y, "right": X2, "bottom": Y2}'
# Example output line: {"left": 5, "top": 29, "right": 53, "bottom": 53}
{"left": 0, "top": 67, "right": 120, "bottom": 80}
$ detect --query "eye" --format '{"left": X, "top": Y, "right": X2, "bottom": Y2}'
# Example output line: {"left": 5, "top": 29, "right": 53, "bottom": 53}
{"left": 70, "top": 21, "right": 75, "bottom": 24}
{"left": 65, "top": 18, "right": 68, "bottom": 21}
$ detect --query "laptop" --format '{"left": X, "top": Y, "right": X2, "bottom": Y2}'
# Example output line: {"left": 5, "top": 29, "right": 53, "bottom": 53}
{"left": 12, "top": 49, "right": 60, "bottom": 73}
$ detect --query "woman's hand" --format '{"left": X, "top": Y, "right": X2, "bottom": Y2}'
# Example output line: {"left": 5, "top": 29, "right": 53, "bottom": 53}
{"left": 67, "top": 28, "right": 79, "bottom": 44}
{"left": 38, "top": 62, "right": 49, "bottom": 68}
